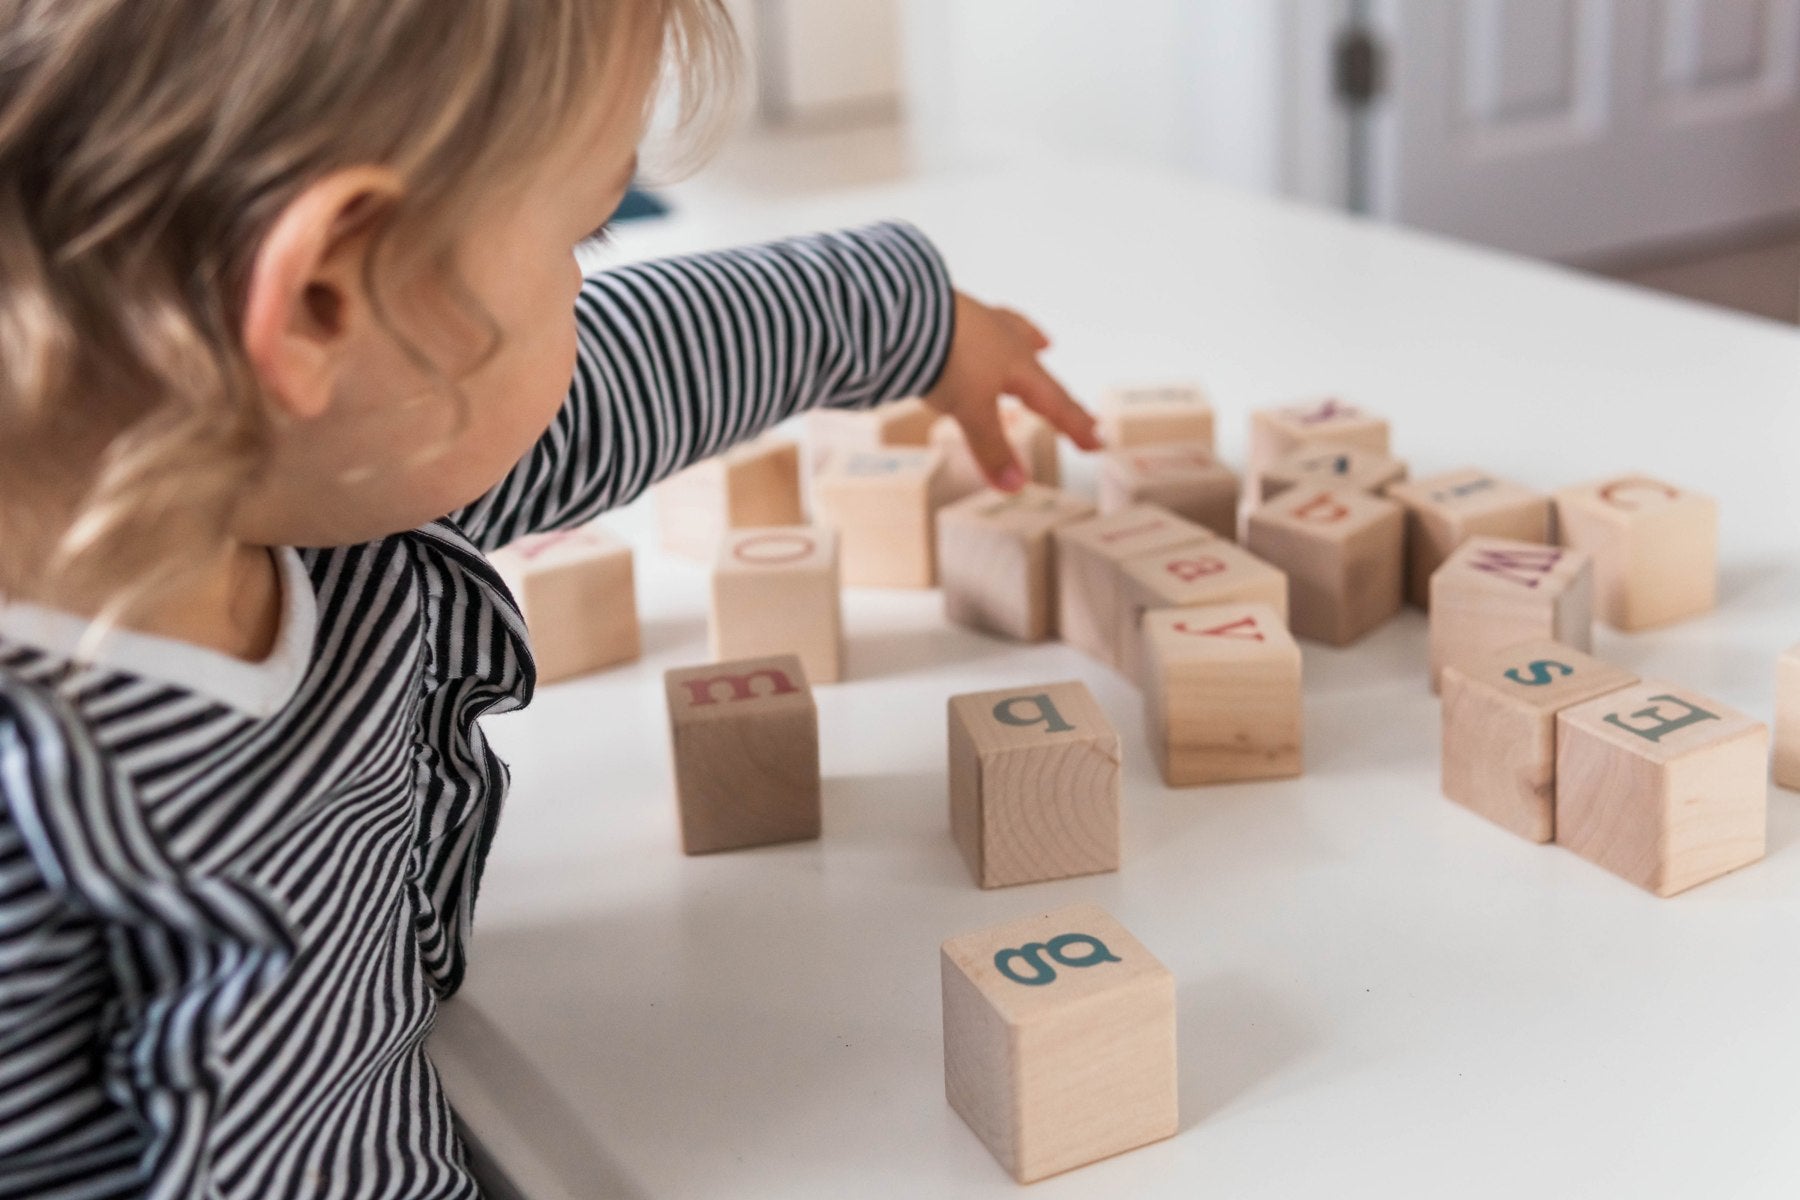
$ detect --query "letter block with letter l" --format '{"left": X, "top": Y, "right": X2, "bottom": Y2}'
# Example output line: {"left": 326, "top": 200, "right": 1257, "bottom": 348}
{"left": 1556, "top": 682, "right": 1767, "bottom": 896}
{"left": 1257, "top": 439, "right": 1408, "bottom": 503}
{"left": 1244, "top": 486, "right": 1405, "bottom": 646}
{"left": 1440, "top": 639, "right": 1638, "bottom": 843}
{"left": 1247, "top": 397, "right": 1390, "bottom": 473}
{"left": 940, "top": 904, "right": 1177, "bottom": 1184}
{"left": 664, "top": 654, "right": 820, "bottom": 855}
{"left": 1052, "top": 505, "right": 1216, "bottom": 671}
{"left": 1096, "top": 444, "right": 1240, "bottom": 542}
{"left": 1778, "top": 644, "right": 1800, "bottom": 791}
{"left": 947, "top": 682, "right": 1121, "bottom": 888}
{"left": 1114, "top": 541, "right": 1290, "bottom": 684}
{"left": 1427, "top": 536, "right": 1594, "bottom": 693}
{"left": 653, "top": 435, "right": 806, "bottom": 561}
{"left": 1097, "top": 381, "right": 1214, "bottom": 450}
{"left": 1386, "top": 468, "right": 1552, "bottom": 609}
{"left": 1142, "top": 602, "right": 1303, "bottom": 786}
{"left": 811, "top": 447, "right": 950, "bottom": 588}
{"left": 937, "top": 484, "right": 1096, "bottom": 643}
{"left": 1553, "top": 475, "right": 1718, "bottom": 631}
{"left": 709, "top": 526, "right": 843, "bottom": 683}
{"left": 490, "top": 521, "right": 640, "bottom": 684}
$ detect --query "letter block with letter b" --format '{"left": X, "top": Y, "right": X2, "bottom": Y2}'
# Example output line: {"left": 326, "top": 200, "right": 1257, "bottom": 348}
{"left": 1053, "top": 505, "right": 1216, "bottom": 670}
{"left": 941, "top": 904, "right": 1177, "bottom": 1184}
{"left": 491, "top": 522, "right": 640, "bottom": 684}
{"left": 1142, "top": 603, "right": 1303, "bottom": 786}
{"left": 1553, "top": 475, "right": 1718, "bottom": 631}
{"left": 1097, "top": 382, "right": 1215, "bottom": 450}
{"left": 1096, "top": 444, "right": 1240, "bottom": 541}
{"left": 654, "top": 435, "right": 806, "bottom": 561}
{"left": 937, "top": 485, "right": 1097, "bottom": 642}
{"left": 1245, "top": 486, "right": 1404, "bottom": 646}
{"left": 1556, "top": 683, "right": 1767, "bottom": 896}
{"left": 1248, "top": 397, "right": 1390, "bottom": 473}
{"left": 947, "top": 682, "right": 1121, "bottom": 888}
{"left": 709, "top": 526, "right": 843, "bottom": 683}
{"left": 1778, "top": 644, "right": 1800, "bottom": 791}
{"left": 1387, "top": 468, "right": 1552, "bottom": 609}
{"left": 1428, "top": 536, "right": 1594, "bottom": 692}
{"left": 665, "top": 654, "right": 820, "bottom": 855}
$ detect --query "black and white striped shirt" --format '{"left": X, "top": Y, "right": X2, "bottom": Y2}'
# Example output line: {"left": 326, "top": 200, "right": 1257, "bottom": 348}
{"left": 0, "top": 222, "right": 953, "bottom": 1199}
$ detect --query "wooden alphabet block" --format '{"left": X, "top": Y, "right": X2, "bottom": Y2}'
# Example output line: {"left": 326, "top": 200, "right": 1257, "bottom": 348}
{"left": 1553, "top": 475, "right": 1718, "bottom": 631}
{"left": 491, "top": 523, "right": 640, "bottom": 684}
{"left": 1248, "top": 398, "right": 1389, "bottom": 473}
{"left": 1244, "top": 487, "right": 1404, "bottom": 646}
{"left": 654, "top": 436, "right": 806, "bottom": 561}
{"left": 929, "top": 405, "right": 1061, "bottom": 503}
{"left": 1778, "top": 644, "right": 1800, "bottom": 791}
{"left": 1257, "top": 440, "right": 1408, "bottom": 502}
{"left": 1556, "top": 683, "right": 1767, "bottom": 896}
{"left": 805, "top": 396, "right": 937, "bottom": 452}
{"left": 811, "top": 447, "right": 949, "bottom": 587}
{"left": 1096, "top": 444, "right": 1240, "bottom": 541}
{"left": 709, "top": 527, "right": 843, "bottom": 684}
{"left": 1428, "top": 536, "right": 1594, "bottom": 692}
{"left": 1386, "top": 468, "right": 1552, "bottom": 609}
{"left": 947, "top": 681, "right": 1121, "bottom": 888}
{"left": 1143, "top": 602, "right": 1302, "bottom": 785}
{"left": 1097, "top": 382, "right": 1215, "bottom": 450}
{"left": 942, "top": 904, "right": 1177, "bottom": 1184}
{"left": 1115, "top": 541, "right": 1290, "bottom": 684}
{"left": 1053, "top": 505, "right": 1216, "bottom": 669}
{"left": 1440, "top": 640, "right": 1638, "bottom": 842}
{"left": 937, "top": 485, "right": 1097, "bottom": 642}
{"left": 665, "top": 655, "right": 820, "bottom": 855}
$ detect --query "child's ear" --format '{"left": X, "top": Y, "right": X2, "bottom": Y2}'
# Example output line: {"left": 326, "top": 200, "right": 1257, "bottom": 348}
{"left": 241, "top": 166, "right": 406, "bottom": 422}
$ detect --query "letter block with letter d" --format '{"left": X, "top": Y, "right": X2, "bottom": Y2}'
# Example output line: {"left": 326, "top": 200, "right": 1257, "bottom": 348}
{"left": 941, "top": 904, "right": 1177, "bottom": 1184}
{"left": 1556, "top": 682, "right": 1767, "bottom": 896}
{"left": 1244, "top": 485, "right": 1405, "bottom": 646}
{"left": 1142, "top": 602, "right": 1303, "bottom": 786}
{"left": 947, "top": 682, "right": 1121, "bottom": 888}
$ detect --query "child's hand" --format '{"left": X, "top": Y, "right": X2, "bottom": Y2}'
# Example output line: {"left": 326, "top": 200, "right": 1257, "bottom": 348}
{"left": 925, "top": 291, "right": 1102, "bottom": 491}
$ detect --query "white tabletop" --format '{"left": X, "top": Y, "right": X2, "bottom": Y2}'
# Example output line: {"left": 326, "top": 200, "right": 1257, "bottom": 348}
{"left": 430, "top": 159, "right": 1800, "bottom": 1200}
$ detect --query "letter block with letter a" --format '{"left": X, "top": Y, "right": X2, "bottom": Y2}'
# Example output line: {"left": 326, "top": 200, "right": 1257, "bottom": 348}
{"left": 491, "top": 521, "right": 640, "bottom": 684}
{"left": 1052, "top": 504, "right": 1216, "bottom": 671}
{"left": 1114, "top": 541, "right": 1290, "bottom": 684}
{"left": 1096, "top": 443, "right": 1240, "bottom": 541}
{"left": 1427, "top": 536, "right": 1595, "bottom": 693}
{"left": 653, "top": 434, "right": 806, "bottom": 561}
{"left": 1244, "top": 486, "right": 1405, "bottom": 646}
{"left": 1247, "top": 397, "right": 1390, "bottom": 473}
{"left": 1386, "top": 468, "right": 1552, "bottom": 609}
{"left": 1778, "top": 644, "right": 1800, "bottom": 792}
{"left": 1257, "top": 439, "right": 1408, "bottom": 503}
{"left": 664, "top": 654, "right": 820, "bottom": 855}
{"left": 1440, "top": 639, "right": 1638, "bottom": 843}
{"left": 810, "top": 446, "right": 951, "bottom": 588}
{"left": 1097, "top": 381, "right": 1215, "bottom": 450}
{"left": 936, "top": 484, "right": 1097, "bottom": 643}
{"left": 709, "top": 526, "right": 843, "bottom": 683}
{"left": 1142, "top": 602, "right": 1303, "bottom": 786}
{"left": 1556, "top": 682, "right": 1767, "bottom": 896}
{"left": 940, "top": 904, "right": 1177, "bottom": 1184}
{"left": 946, "top": 681, "right": 1121, "bottom": 888}
{"left": 1553, "top": 475, "right": 1718, "bottom": 631}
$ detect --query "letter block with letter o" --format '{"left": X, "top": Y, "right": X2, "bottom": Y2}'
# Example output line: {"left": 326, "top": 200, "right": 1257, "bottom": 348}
{"left": 811, "top": 447, "right": 950, "bottom": 588}
{"left": 941, "top": 904, "right": 1177, "bottom": 1184}
{"left": 1556, "top": 682, "right": 1767, "bottom": 896}
{"left": 1096, "top": 444, "right": 1240, "bottom": 542}
{"left": 1247, "top": 397, "right": 1390, "bottom": 473}
{"left": 947, "top": 682, "right": 1121, "bottom": 888}
{"left": 937, "top": 484, "right": 1096, "bottom": 643}
{"left": 1387, "top": 468, "right": 1552, "bottom": 609}
{"left": 1142, "top": 602, "right": 1303, "bottom": 786}
{"left": 653, "top": 435, "right": 806, "bottom": 561}
{"left": 1553, "top": 475, "right": 1718, "bottom": 631}
{"left": 1245, "top": 486, "right": 1405, "bottom": 646}
{"left": 1778, "top": 644, "right": 1800, "bottom": 791}
{"left": 1440, "top": 639, "right": 1638, "bottom": 843}
{"left": 1428, "top": 536, "right": 1594, "bottom": 693}
{"left": 1114, "top": 541, "right": 1290, "bottom": 684}
{"left": 490, "top": 521, "right": 640, "bottom": 684}
{"left": 709, "top": 526, "right": 843, "bottom": 683}
{"left": 1097, "top": 382, "right": 1215, "bottom": 450}
{"left": 1052, "top": 505, "right": 1216, "bottom": 671}
{"left": 664, "top": 654, "right": 820, "bottom": 855}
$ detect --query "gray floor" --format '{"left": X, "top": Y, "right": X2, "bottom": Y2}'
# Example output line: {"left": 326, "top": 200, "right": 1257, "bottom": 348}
{"left": 1601, "top": 232, "right": 1800, "bottom": 326}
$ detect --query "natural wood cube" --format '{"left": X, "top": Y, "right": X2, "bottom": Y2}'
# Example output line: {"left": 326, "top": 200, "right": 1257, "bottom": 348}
{"left": 937, "top": 485, "right": 1097, "bottom": 642}
{"left": 491, "top": 523, "right": 640, "bottom": 684}
{"left": 947, "top": 681, "right": 1121, "bottom": 888}
{"left": 1143, "top": 602, "right": 1302, "bottom": 785}
{"left": 942, "top": 904, "right": 1177, "bottom": 1184}
{"left": 1386, "top": 468, "right": 1552, "bottom": 609}
{"left": 1247, "top": 398, "right": 1389, "bottom": 473}
{"left": 1257, "top": 440, "right": 1408, "bottom": 502}
{"left": 1115, "top": 541, "right": 1290, "bottom": 684}
{"left": 1428, "top": 536, "right": 1594, "bottom": 693}
{"left": 929, "top": 405, "right": 1061, "bottom": 503}
{"left": 1440, "top": 640, "right": 1638, "bottom": 842}
{"left": 1556, "top": 682, "right": 1767, "bottom": 896}
{"left": 1553, "top": 475, "right": 1718, "bottom": 631}
{"left": 1096, "top": 444, "right": 1240, "bottom": 541}
{"left": 1778, "top": 644, "right": 1800, "bottom": 791}
{"left": 1097, "top": 382, "right": 1215, "bottom": 450}
{"left": 653, "top": 436, "right": 806, "bottom": 561}
{"left": 664, "top": 654, "right": 820, "bottom": 855}
{"left": 710, "top": 526, "right": 843, "bottom": 684}
{"left": 1053, "top": 505, "right": 1216, "bottom": 670}
{"left": 811, "top": 447, "right": 949, "bottom": 588}
{"left": 1244, "top": 487, "right": 1404, "bottom": 646}
{"left": 805, "top": 396, "right": 937, "bottom": 454}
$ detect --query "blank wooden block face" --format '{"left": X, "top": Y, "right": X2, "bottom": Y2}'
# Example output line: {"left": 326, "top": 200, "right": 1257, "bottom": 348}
{"left": 930, "top": 406, "right": 1061, "bottom": 503}
{"left": 947, "top": 682, "right": 1121, "bottom": 888}
{"left": 1778, "top": 644, "right": 1800, "bottom": 791}
{"left": 1554, "top": 476, "right": 1718, "bottom": 631}
{"left": 1115, "top": 541, "right": 1290, "bottom": 683}
{"left": 710, "top": 527, "right": 843, "bottom": 684}
{"left": 937, "top": 485, "right": 1097, "bottom": 642}
{"left": 1556, "top": 682, "right": 1767, "bottom": 896}
{"left": 1440, "top": 640, "right": 1638, "bottom": 843}
{"left": 1248, "top": 398, "right": 1389, "bottom": 472}
{"left": 1143, "top": 603, "right": 1302, "bottom": 785}
{"left": 1386, "top": 468, "right": 1552, "bottom": 609}
{"left": 1097, "top": 383, "right": 1215, "bottom": 450}
{"left": 811, "top": 448, "right": 947, "bottom": 587}
{"left": 1244, "top": 487, "right": 1404, "bottom": 646}
{"left": 805, "top": 396, "right": 937, "bottom": 455}
{"left": 665, "top": 655, "right": 820, "bottom": 855}
{"left": 1096, "top": 444, "right": 1240, "bottom": 540}
{"left": 1258, "top": 440, "right": 1408, "bottom": 502}
{"left": 654, "top": 436, "right": 806, "bottom": 560}
{"left": 492, "top": 524, "right": 640, "bottom": 684}
{"left": 1053, "top": 505, "right": 1216, "bottom": 669}
{"left": 1428, "top": 537, "right": 1594, "bottom": 692}
{"left": 941, "top": 904, "right": 1177, "bottom": 1184}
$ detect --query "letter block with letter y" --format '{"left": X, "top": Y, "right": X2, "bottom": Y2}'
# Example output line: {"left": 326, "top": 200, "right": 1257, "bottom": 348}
{"left": 1428, "top": 536, "right": 1594, "bottom": 692}
{"left": 1142, "top": 602, "right": 1303, "bottom": 785}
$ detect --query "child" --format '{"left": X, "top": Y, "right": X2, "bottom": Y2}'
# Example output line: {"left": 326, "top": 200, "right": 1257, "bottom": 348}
{"left": 0, "top": 0, "right": 1097, "bottom": 1195}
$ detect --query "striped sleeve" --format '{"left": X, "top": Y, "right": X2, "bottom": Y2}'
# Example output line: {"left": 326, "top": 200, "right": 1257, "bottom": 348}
{"left": 450, "top": 220, "right": 956, "bottom": 551}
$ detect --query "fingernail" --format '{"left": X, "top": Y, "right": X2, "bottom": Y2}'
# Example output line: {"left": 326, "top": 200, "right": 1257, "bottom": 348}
{"left": 996, "top": 466, "right": 1026, "bottom": 492}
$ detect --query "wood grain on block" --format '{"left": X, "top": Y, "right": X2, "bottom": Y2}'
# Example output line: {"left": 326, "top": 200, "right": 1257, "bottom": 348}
{"left": 805, "top": 396, "right": 937, "bottom": 454}
{"left": 1386, "top": 468, "right": 1552, "bottom": 609}
{"left": 947, "top": 681, "right": 1121, "bottom": 888}
{"left": 938, "top": 485, "right": 1097, "bottom": 642}
{"left": 1096, "top": 443, "right": 1240, "bottom": 540}
{"left": 1440, "top": 640, "right": 1638, "bottom": 843}
{"left": 1779, "top": 644, "right": 1800, "bottom": 791}
{"left": 1143, "top": 603, "right": 1302, "bottom": 785}
{"left": 1247, "top": 398, "right": 1389, "bottom": 473}
{"left": 665, "top": 655, "right": 820, "bottom": 855}
{"left": 942, "top": 904, "right": 1177, "bottom": 1184}
{"left": 1257, "top": 440, "right": 1408, "bottom": 502}
{"left": 491, "top": 523, "right": 640, "bottom": 684}
{"left": 1097, "top": 383, "right": 1214, "bottom": 450}
{"left": 1427, "top": 536, "right": 1594, "bottom": 693}
{"left": 1553, "top": 475, "right": 1718, "bottom": 631}
{"left": 811, "top": 447, "right": 949, "bottom": 587}
{"left": 1556, "top": 682, "right": 1767, "bottom": 896}
{"left": 709, "top": 526, "right": 843, "bottom": 683}
{"left": 929, "top": 405, "right": 1061, "bottom": 503}
{"left": 1244, "top": 487, "right": 1404, "bottom": 646}
{"left": 1052, "top": 505, "right": 1216, "bottom": 669}
{"left": 1115, "top": 541, "right": 1290, "bottom": 684}
{"left": 654, "top": 436, "right": 805, "bottom": 561}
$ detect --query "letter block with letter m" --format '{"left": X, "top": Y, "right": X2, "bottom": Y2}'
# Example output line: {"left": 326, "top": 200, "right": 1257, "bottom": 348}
{"left": 1556, "top": 682, "right": 1767, "bottom": 896}
{"left": 1428, "top": 535, "right": 1594, "bottom": 692}
{"left": 1142, "top": 602, "right": 1303, "bottom": 786}
{"left": 941, "top": 904, "right": 1177, "bottom": 1183}
{"left": 1553, "top": 475, "right": 1718, "bottom": 631}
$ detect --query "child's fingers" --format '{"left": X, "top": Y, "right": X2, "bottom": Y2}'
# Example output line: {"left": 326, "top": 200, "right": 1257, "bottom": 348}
{"left": 1000, "top": 308, "right": 1053, "bottom": 351}
{"left": 1012, "top": 363, "right": 1103, "bottom": 452}
{"left": 956, "top": 402, "right": 1028, "bottom": 492}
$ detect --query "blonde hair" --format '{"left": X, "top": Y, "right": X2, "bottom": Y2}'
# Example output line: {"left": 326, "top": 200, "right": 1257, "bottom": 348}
{"left": 0, "top": 0, "right": 736, "bottom": 631}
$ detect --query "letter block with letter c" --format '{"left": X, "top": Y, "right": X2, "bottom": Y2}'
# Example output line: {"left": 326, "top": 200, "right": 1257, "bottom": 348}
{"left": 1553, "top": 474, "right": 1718, "bottom": 631}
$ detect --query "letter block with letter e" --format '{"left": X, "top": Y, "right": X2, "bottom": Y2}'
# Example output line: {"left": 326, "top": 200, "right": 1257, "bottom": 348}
{"left": 1440, "top": 640, "right": 1638, "bottom": 843}
{"left": 1052, "top": 505, "right": 1216, "bottom": 670}
{"left": 1257, "top": 440, "right": 1408, "bottom": 503}
{"left": 1097, "top": 382, "right": 1215, "bottom": 450}
{"left": 1114, "top": 541, "right": 1290, "bottom": 684}
{"left": 1553, "top": 475, "right": 1718, "bottom": 631}
{"left": 937, "top": 485, "right": 1097, "bottom": 642}
{"left": 1386, "top": 468, "right": 1553, "bottom": 609}
{"left": 1556, "top": 683, "right": 1767, "bottom": 896}
{"left": 709, "top": 526, "right": 842, "bottom": 683}
{"left": 1096, "top": 444, "right": 1240, "bottom": 541}
{"left": 1428, "top": 536, "right": 1594, "bottom": 692}
{"left": 1247, "top": 397, "right": 1390, "bottom": 473}
{"left": 1778, "top": 644, "right": 1800, "bottom": 791}
{"left": 1142, "top": 603, "right": 1303, "bottom": 786}
{"left": 947, "top": 682, "right": 1121, "bottom": 888}
{"left": 811, "top": 447, "right": 950, "bottom": 588}
{"left": 653, "top": 435, "right": 806, "bottom": 561}
{"left": 929, "top": 404, "right": 1062, "bottom": 503}
{"left": 1244, "top": 486, "right": 1404, "bottom": 646}
{"left": 491, "top": 522, "right": 641, "bottom": 684}
{"left": 664, "top": 655, "right": 820, "bottom": 855}
{"left": 941, "top": 904, "right": 1177, "bottom": 1184}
